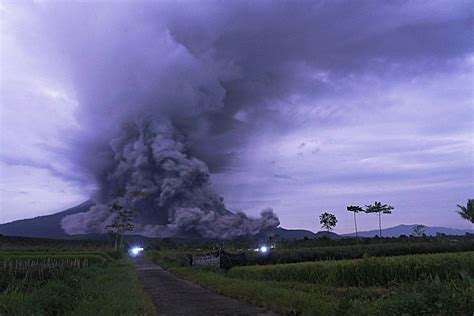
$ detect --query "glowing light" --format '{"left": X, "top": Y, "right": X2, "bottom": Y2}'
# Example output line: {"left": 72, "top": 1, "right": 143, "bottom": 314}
{"left": 259, "top": 246, "right": 268, "bottom": 253}
{"left": 129, "top": 246, "right": 144, "bottom": 257}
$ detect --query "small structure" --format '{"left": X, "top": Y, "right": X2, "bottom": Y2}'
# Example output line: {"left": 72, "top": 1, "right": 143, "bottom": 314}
{"left": 192, "top": 250, "right": 247, "bottom": 269}
{"left": 192, "top": 254, "right": 220, "bottom": 267}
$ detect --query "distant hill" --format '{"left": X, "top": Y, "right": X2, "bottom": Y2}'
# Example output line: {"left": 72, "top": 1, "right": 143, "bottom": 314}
{"left": 271, "top": 228, "right": 342, "bottom": 240}
{"left": 272, "top": 227, "right": 317, "bottom": 240}
{"left": 343, "top": 224, "right": 473, "bottom": 238}
{"left": 0, "top": 201, "right": 93, "bottom": 239}
{"left": 314, "top": 231, "right": 341, "bottom": 239}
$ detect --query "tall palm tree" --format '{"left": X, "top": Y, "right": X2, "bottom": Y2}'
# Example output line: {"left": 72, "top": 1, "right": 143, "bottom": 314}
{"left": 347, "top": 205, "right": 364, "bottom": 243}
{"left": 456, "top": 199, "right": 474, "bottom": 224}
{"left": 365, "top": 201, "right": 394, "bottom": 242}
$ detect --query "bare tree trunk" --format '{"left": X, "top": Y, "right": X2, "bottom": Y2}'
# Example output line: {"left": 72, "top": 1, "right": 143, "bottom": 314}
{"left": 378, "top": 212, "right": 382, "bottom": 244}
{"left": 114, "top": 235, "right": 118, "bottom": 251}
{"left": 354, "top": 212, "right": 358, "bottom": 245}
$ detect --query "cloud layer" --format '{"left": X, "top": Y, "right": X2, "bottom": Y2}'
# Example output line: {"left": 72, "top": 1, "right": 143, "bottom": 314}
{"left": 1, "top": 1, "right": 472, "bottom": 233}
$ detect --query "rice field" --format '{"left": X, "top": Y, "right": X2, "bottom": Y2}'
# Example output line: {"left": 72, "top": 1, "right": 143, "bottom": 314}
{"left": 229, "top": 251, "right": 474, "bottom": 286}
{"left": 245, "top": 239, "right": 474, "bottom": 265}
{"left": 0, "top": 252, "right": 107, "bottom": 291}
{"left": 152, "top": 249, "right": 474, "bottom": 315}
{"left": 0, "top": 247, "right": 154, "bottom": 315}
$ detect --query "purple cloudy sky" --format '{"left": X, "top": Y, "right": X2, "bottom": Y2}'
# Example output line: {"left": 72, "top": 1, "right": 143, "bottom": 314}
{"left": 0, "top": 0, "right": 472, "bottom": 233}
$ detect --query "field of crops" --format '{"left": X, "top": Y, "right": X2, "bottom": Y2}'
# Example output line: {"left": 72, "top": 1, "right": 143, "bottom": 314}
{"left": 230, "top": 252, "right": 474, "bottom": 286}
{"left": 1, "top": 252, "right": 106, "bottom": 292}
{"left": 0, "top": 235, "right": 110, "bottom": 251}
{"left": 0, "top": 246, "right": 154, "bottom": 315}
{"left": 245, "top": 240, "right": 474, "bottom": 265}
{"left": 152, "top": 249, "right": 474, "bottom": 315}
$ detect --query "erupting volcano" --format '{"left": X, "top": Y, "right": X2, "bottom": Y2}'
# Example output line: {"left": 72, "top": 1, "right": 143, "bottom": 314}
{"left": 61, "top": 120, "right": 279, "bottom": 239}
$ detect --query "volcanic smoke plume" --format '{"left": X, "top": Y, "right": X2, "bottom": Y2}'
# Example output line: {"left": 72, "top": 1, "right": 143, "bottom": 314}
{"left": 62, "top": 120, "right": 279, "bottom": 238}
{"left": 35, "top": 1, "right": 462, "bottom": 238}
{"left": 2, "top": 1, "right": 470, "bottom": 236}
{"left": 42, "top": 2, "right": 291, "bottom": 239}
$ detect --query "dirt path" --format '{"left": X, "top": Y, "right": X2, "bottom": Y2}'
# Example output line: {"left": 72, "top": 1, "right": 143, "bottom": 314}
{"left": 133, "top": 257, "right": 274, "bottom": 315}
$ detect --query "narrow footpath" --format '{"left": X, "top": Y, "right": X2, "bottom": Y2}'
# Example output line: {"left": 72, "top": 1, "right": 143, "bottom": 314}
{"left": 133, "top": 257, "right": 274, "bottom": 315}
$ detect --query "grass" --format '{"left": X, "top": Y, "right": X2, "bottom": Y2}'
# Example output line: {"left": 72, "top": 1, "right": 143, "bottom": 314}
{"left": 0, "top": 252, "right": 155, "bottom": 315}
{"left": 229, "top": 251, "right": 474, "bottom": 286}
{"left": 166, "top": 267, "right": 385, "bottom": 315}
{"left": 150, "top": 251, "right": 474, "bottom": 315}
{"left": 0, "top": 251, "right": 109, "bottom": 291}
{"left": 245, "top": 240, "right": 474, "bottom": 265}
{"left": 147, "top": 240, "right": 474, "bottom": 268}
{"left": 0, "top": 235, "right": 110, "bottom": 251}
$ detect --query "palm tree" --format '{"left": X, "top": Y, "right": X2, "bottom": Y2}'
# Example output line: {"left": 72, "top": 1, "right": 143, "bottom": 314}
{"left": 365, "top": 201, "right": 394, "bottom": 242}
{"left": 347, "top": 205, "right": 363, "bottom": 243}
{"left": 456, "top": 199, "right": 474, "bottom": 224}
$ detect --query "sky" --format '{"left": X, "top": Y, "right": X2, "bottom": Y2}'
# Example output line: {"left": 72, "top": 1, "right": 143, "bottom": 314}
{"left": 0, "top": 0, "right": 473, "bottom": 234}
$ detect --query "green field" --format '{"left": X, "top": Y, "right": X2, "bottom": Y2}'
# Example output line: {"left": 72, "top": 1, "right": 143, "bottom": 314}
{"left": 0, "top": 243, "right": 155, "bottom": 315}
{"left": 3, "top": 235, "right": 473, "bottom": 315}
{"left": 245, "top": 239, "right": 474, "bottom": 265}
{"left": 150, "top": 249, "right": 474, "bottom": 315}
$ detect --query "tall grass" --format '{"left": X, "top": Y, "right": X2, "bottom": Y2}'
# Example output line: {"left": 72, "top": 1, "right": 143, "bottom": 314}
{"left": 0, "top": 235, "right": 110, "bottom": 251}
{"left": 0, "top": 249, "right": 155, "bottom": 315}
{"left": 0, "top": 251, "right": 108, "bottom": 291}
{"left": 229, "top": 251, "right": 474, "bottom": 287}
{"left": 0, "top": 259, "right": 155, "bottom": 315}
{"left": 168, "top": 265, "right": 474, "bottom": 315}
{"left": 246, "top": 240, "right": 474, "bottom": 265}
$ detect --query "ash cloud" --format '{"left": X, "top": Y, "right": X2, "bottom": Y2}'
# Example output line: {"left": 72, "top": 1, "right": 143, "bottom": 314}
{"left": 62, "top": 120, "right": 279, "bottom": 238}
{"left": 11, "top": 1, "right": 468, "bottom": 238}
{"left": 48, "top": 2, "right": 284, "bottom": 238}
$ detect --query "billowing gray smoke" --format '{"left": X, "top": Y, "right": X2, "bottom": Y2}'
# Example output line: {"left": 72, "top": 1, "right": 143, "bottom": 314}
{"left": 44, "top": 2, "right": 287, "bottom": 239}
{"left": 62, "top": 120, "right": 279, "bottom": 238}
{"left": 16, "top": 1, "right": 464, "bottom": 238}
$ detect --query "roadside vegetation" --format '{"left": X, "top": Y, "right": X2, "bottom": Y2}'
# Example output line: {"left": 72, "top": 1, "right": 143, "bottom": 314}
{"left": 228, "top": 252, "right": 474, "bottom": 286}
{"left": 149, "top": 241, "right": 474, "bottom": 315}
{"left": 0, "top": 245, "right": 155, "bottom": 315}
{"left": 245, "top": 238, "right": 474, "bottom": 265}
{"left": 149, "top": 237, "right": 474, "bottom": 266}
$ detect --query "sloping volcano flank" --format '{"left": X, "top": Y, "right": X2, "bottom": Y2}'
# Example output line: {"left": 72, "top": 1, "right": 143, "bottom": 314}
{"left": 0, "top": 201, "right": 94, "bottom": 239}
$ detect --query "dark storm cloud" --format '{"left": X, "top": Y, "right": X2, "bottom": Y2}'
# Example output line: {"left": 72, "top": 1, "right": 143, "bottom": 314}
{"left": 3, "top": 0, "right": 471, "bottom": 235}
{"left": 33, "top": 0, "right": 471, "bottom": 173}
{"left": 162, "top": 0, "right": 472, "bottom": 164}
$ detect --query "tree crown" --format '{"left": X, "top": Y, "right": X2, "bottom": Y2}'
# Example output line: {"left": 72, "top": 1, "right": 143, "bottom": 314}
{"left": 347, "top": 205, "right": 364, "bottom": 213}
{"left": 456, "top": 199, "right": 474, "bottom": 223}
{"left": 319, "top": 212, "right": 337, "bottom": 231}
{"left": 365, "top": 201, "right": 394, "bottom": 214}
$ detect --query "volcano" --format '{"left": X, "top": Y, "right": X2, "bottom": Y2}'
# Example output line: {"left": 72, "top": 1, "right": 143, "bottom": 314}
{"left": 0, "top": 201, "right": 95, "bottom": 239}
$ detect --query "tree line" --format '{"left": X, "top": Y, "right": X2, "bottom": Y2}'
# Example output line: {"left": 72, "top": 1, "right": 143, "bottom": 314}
{"left": 320, "top": 199, "right": 473, "bottom": 244}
